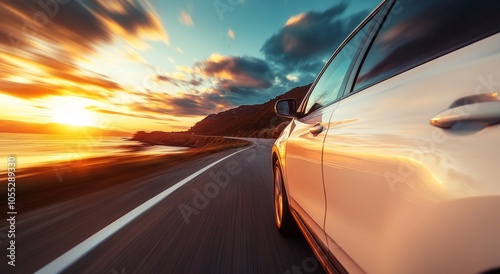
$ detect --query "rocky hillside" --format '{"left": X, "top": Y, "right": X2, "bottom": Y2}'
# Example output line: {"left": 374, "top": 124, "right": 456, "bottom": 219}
{"left": 187, "top": 84, "right": 311, "bottom": 138}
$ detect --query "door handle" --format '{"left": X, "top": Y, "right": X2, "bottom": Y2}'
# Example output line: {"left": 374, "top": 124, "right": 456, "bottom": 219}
{"left": 310, "top": 123, "right": 324, "bottom": 134}
{"left": 431, "top": 100, "right": 500, "bottom": 128}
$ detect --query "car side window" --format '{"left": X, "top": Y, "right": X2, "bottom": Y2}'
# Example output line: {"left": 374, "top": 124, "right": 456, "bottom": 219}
{"left": 354, "top": 0, "right": 500, "bottom": 92}
{"left": 303, "top": 56, "right": 350, "bottom": 115}
{"left": 303, "top": 12, "right": 378, "bottom": 116}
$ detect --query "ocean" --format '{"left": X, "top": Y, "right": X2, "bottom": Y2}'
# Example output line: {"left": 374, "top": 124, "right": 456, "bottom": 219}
{"left": 0, "top": 133, "right": 188, "bottom": 169}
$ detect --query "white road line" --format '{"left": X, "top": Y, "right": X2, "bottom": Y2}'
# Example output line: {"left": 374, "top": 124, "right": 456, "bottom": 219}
{"left": 35, "top": 146, "right": 254, "bottom": 274}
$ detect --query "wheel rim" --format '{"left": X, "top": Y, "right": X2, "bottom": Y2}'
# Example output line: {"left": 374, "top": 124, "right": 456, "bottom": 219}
{"left": 274, "top": 166, "right": 284, "bottom": 227}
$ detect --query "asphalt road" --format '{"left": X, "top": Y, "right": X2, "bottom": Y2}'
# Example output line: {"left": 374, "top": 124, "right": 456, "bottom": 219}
{"left": 0, "top": 139, "right": 324, "bottom": 274}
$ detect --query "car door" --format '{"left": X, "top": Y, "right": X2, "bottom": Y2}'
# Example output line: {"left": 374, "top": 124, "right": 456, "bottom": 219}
{"left": 284, "top": 11, "right": 380, "bottom": 247}
{"left": 322, "top": 0, "right": 500, "bottom": 273}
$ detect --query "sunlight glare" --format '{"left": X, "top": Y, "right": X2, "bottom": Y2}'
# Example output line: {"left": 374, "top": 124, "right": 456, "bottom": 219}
{"left": 50, "top": 101, "right": 96, "bottom": 127}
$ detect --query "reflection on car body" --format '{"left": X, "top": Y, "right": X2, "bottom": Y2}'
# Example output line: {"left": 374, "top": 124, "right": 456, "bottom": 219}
{"left": 272, "top": 0, "right": 500, "bottom": 273}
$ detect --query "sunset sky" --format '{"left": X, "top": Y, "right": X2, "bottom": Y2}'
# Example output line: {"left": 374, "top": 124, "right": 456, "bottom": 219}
{"left": 0, "top": 0, "right": 379, "bottom": 133}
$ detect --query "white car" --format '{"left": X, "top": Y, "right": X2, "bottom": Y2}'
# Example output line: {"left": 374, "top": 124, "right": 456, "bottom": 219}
{"left": 272, "top": 0, "right": 500, "bottom": 273}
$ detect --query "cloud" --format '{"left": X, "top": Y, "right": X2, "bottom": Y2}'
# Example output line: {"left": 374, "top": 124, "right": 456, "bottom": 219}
{"left": 1, "top": 0, "right": 168, "bottom": 53}
{"left": 90, "top": 0, "right": 169, "bottom": 49}
{"left": 261, "top": 2, "right": 368, "bottom": 77}
{"left": 152, "top": 54, "right": 275, "bottom": 97}
{"left": 0, "top": 0, "right": 374, "bottom": 124}
{"left": 122, "top": 47, "right": 146, "bottom": 63}
{"left": 199, "top": 54, "right": 274, "bottom": 91}
{"left": 153, "top": 71, "right": 199, "bottom": 88}
{"left": 0, "top": 0, "right": 168, "bottom": 102}
{"left": 88, "top": 106, "right": 180, "bottom": 121}
{"left": 143, "top": 54, "right": 276, "bottom": 115}
{"left": 151, "top": 4, "right": 369, "bottom": 117}
{"left": 0, "top": 81, "right": 66, "bottom": 99}
{"left": 132, "top": 91, "right": 230, "bottom": 117}
{"left": 179, "top": 10, "right": 194, "bottom": 26}
{"left": 0, "top": 50, "right": 120, "bottom": 99}
{"left": 286, "top": 74, "right": 299, "bottom": 82}
{"left": 228, "top": 29, "right": 236, "bottom": 39}
{"left": 285, "top": 13, "right": 307, "bottom": 26}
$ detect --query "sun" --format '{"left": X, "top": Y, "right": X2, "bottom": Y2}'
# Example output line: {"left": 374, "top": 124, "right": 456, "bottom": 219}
{"left": 51, "top": 102, "right": 96, "bottom": 127}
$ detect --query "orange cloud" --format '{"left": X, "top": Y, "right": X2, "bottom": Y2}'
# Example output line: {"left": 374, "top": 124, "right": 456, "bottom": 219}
{"left": 0, "top": 0, "right": 166, "bottom": 105}
{"left": 121, "top": 47, "right": 146, "bottom": 63}
{"left": 0, "top": 49, "right": 120, "bottom": 99}
{"left": 285, "top": 13, "right": 306, "bottom": 26}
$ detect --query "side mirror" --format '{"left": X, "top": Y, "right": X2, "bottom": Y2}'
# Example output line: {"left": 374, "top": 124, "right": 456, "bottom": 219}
{"left": 275, "top": 99, "right": 297, "bottom": 118}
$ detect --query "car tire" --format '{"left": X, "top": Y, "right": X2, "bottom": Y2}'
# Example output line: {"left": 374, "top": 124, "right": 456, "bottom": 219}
{"left": 274, "top": 162, "right": 297, "bottom": 236}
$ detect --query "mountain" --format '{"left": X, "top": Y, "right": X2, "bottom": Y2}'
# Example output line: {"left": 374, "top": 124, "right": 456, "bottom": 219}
{"left": 0, "top": 120, "right": 130, "bottom": 136}
{"left": 187, "top": 84, "right": 311, "bottom": 138}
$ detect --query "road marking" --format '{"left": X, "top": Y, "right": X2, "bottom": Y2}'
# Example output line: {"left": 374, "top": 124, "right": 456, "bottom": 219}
{"left": 35, "top": 146, "right": 254, "bottom": 274}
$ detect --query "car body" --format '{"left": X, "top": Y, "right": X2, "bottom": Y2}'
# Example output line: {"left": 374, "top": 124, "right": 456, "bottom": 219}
{"left": 271, "top": 0, "right": 500, "bottom": 273}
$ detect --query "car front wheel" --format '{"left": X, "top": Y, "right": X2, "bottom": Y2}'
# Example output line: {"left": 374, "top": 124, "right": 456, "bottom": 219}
{"left": 274, "top": 162, "right": 297, "bottom": 236}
